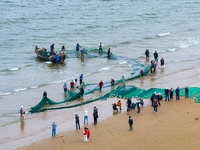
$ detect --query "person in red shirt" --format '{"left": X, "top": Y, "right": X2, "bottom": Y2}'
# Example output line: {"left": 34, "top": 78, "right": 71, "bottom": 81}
{"left": 83, "top": 127, "right": 88, "bottom": 142}
{"left": 117, "top": 100, "right": 122, "bottom": 111}
{"left": 70, "top": 80, "right": 75, "bottom": 89}
{"left": 99, "top": 80, "right": 104, "bottom": 91}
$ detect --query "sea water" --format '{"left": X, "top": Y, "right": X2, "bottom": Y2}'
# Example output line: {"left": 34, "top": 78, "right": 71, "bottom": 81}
{"left": 0, "top": 0, "right": 200, "bottom": 146}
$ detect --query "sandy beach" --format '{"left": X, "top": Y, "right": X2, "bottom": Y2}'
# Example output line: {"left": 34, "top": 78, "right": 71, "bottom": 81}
{"left": 16, "top": 97, "right": 200, "bottom": 150}
{"left": 0, "top": 65, "right": 200, "bottom": 150}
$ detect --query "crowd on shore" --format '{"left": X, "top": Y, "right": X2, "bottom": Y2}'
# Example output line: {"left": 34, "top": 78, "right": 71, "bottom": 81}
{"left": 19, "top": 48, "right": 191, "bottom": 144}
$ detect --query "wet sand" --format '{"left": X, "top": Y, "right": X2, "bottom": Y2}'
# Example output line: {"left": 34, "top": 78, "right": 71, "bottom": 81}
{"left": 16, "top": 97, "right": 200, "bottom": 150}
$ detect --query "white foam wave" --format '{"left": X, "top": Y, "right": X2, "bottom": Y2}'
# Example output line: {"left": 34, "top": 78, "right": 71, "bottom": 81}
{"left": 51, "top": 80, "right": 62, "bottom": 84}
{"left": 14, "top": 88, "right": 27, "bottom": 92}
{"left": 177, "top": 38, "right": 199, "bottom": 48}
{"left": 0, "top": 92, "right": 12, "bottom": 96}
{"left": 167, "top": 48, "right": 176, "bottom": 52}
{"left": 99, "top": 67, "right": 110, "bottom": 71}
{"left": 119, "top": 60, "right": 127, "bottom": 64}
{"left": 158, "top": 32, "right": 170, "bottom": 37}
{"left": 8, "top": 67, "right": 20, "bottom": 71}
{"left": 30, "top": 86, "right": 39, "bottom": 89}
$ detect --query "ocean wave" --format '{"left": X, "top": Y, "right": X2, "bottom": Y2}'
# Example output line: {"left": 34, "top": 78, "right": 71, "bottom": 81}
{"left": 98, "top": 67, "right": 110, "bottom": 71}
{"left": 0, "top": 92, "right": 12, "bottom": 96}
{"left": 157, "top": 32, "right": 170, "bottom": 37}
{"left": 14, "top": 88, "right": 27, "bottom": 92}
{"left": 51, "top": 81, "right": 62, "bottom": 84}
{"left": 177, "top": 38, "right": 199, "bottom": 48}
{"left": 166, "top": 48, "right": 177, "bottom": 52}
{"left": 8, "top": 67, "right": 20, "bottom": 71}
{"left": 30, "top": 86, "right": 39, "bottom": 89}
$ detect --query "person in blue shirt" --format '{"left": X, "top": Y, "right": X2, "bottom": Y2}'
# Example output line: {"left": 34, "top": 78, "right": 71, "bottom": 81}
{"left": 176, "top": 87, "right": 180, "bottom": 100}
{"left": 52, "top": 121, "right": 57, "bottom": 136}
{"left": 79, "top": 74, "right": 83, "bottom": 85}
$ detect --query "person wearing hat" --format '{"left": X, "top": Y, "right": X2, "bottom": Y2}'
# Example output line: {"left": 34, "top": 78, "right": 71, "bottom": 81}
{"left": 75, "top": 114, "right": 80, "bottom": 129}
{"left": 164, "top": 87, "right": 170, "bottom": 101}
{"left": 19, "top": 106, "right": 25, "bottom": 119}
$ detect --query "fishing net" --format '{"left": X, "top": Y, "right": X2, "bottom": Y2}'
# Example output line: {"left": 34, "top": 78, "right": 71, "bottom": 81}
{"left": 29, "top": 49, "right": 200, "bottom": 113}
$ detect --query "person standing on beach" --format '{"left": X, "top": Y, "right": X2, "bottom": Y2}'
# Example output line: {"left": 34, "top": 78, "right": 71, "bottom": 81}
{"left": 84, "top": 109, "right": 88, "bottom": 126}
{"left": 80, "top": 86, "right": 84, "bottom": 97}
{"left": 176, "top": 87, "right": 180, "bottom": 100}
{"left": 111, "top": 78, "right": 115, "bottom": 87}
{"left": 63, "top": 83, "right": 67, "bottom": 94}
{"left": 52, "top": 121, "right": 57, "bottom": 136}
{"left": 145, "top": 49, "right": 149, "bottom": 60}
{"left": 19, "top": 106, "right": 25, "bottom": 119}
{"left": 170, "top": 88, "right": 174, "bottom": 99}
{"left": 136, "top": 99, "right": 141, "bottom": 115}
{"left": 75, "top": 114, "right": 80, "bottom": 129}
{"left": 153, "top": 99, "right": 158, "bottom": 113}
{"left": 128, "top": 116, "right": 133, "bottom": 130}
{"left": 43, "top": 91, "right": 47, "bottom": 98}
{"left": 93, "top": 106, "right": 98, "bottom": 125}
{"left": 150, "top": 93, "right": 155, "bottom": 106}
{"left": 185, "top": 87, "right": 189, "bottom": 98}
{"left": 79, "top": 74, "right": 83, "bottom": 85}
{"left": 154, "top": 51, "right": 158, "bottom": 62}
{"left": 126, "top": 98, "right": 132, "bottom": 112}
{"left": 70, "top": 80, "right": 75, "bottom": 90}
{"left": 99, "top": 80, "right": 104, "bottom": 91}
{"left": 139, "top": 69, "right": 144, "bottom": 80}
{"left": 83, "top": 127, "right": 88, "bottom": 142}
{"left": 164, "top": 87, "right": 170, "bottom": 102}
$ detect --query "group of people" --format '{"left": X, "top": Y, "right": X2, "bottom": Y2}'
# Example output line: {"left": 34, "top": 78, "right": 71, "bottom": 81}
{"left": 145, "top": 49, "right": 165, "bottom": 73}
{"left": 112, "top": 100, "right": 122, "bottom": 111}
{"left": 50, "top": 106, "right": 97, "bottom": 141}
{"left": 76, "top": 42, "right": 112, "bottom": 59}
{"left": 150, "top": 86, "right": 189, "bottom": 113}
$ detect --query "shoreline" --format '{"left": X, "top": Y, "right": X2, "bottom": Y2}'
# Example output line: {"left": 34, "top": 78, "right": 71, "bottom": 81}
{"left": 16, "top": 97, "right": 200, "bottom": 150}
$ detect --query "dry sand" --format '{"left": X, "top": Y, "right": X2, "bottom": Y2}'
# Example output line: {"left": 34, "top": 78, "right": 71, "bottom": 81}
{"left": 16, "top": 97, "right": 200, "bottom": 150}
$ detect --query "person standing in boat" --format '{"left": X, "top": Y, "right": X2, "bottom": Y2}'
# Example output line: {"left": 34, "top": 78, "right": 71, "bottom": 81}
{"left": 50, "top": 44, "right": 56, "bottom": 55}
{"left": 76, "top": 43, "right": 81, "bottom": 51}
{"left": 99, "top": 42, "right": 103, "bottom": 52}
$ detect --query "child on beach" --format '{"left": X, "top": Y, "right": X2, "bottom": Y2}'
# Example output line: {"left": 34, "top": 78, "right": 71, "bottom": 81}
{"left": 75, "top": 114, "right": 80, "bottom": 129}
{"left": 52, "top": 122, "right": 57, "bottom": 136}
{"left": 83, "top": 127, "right": 88, "bottom": 142}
